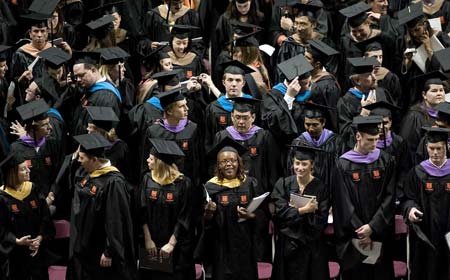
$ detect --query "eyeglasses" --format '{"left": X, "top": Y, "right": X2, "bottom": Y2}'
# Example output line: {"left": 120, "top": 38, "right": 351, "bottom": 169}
{"left": 232, "top": 115, "right": 251, "bottom": 121}
{"left": 218, "top": 159, "right": 238, "bottom": 165}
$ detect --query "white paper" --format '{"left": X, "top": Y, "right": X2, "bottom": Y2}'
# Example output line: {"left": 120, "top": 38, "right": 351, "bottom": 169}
{"left": 259, "top": 44, "right": 276, "bottom": 57}
{"left": 327, "top": 214, "right": 333, "bottom": 224}
{"left": 351, "top": 239, "right": 382, "bottom": 264}
{"left": 238, "top": 192, "right": 270, "bottom": 222}
{"left": 3, "top": 81, "right": 15, "bottom": 118}
{"left": 289, "top": 193, "right": 315, "bottom": 208}
{"left": 28, "top": 56, "right": 39, "bottom": 71}
{"left": 203, "top": 185, "right": 211, "bottom": 203}
{"left": 445, "top": 232, "right": 450, "bottom": 251}
{"left": 413, "top": 35, "right": 445, "bottom": 72}
{"left": 428, "top": 18, "right": 442, "bottom": 32}
{"left": 192, "top": 37, "right": 203, "bottom": 43}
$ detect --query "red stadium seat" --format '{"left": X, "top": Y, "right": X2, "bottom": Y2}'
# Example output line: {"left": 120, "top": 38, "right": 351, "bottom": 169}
{"left": 257, "top": 262, "right": 272, "bottom": 279}
{"left": 329, "top": 261, "right": 340, "bottom": 279}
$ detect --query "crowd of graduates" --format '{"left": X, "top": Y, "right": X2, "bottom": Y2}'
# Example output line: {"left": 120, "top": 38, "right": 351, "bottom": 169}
{"left": 1, "top": 0, "right": 450, "bottom": 279}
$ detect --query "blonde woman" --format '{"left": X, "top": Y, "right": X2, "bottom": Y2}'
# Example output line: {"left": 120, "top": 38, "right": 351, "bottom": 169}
{"left": 139, "top": 138, "right": 195, "bottom": 280}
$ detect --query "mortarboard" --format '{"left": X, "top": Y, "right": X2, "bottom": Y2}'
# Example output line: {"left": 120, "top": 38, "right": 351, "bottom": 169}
{"left": 364, "top": 100, "right": 400, "bottom": 118}
{"left": 28, "top": 0, "right": 59, "bottom": 16}
{"left": 20, "top": 11, "right": 51, "bottom": 28}
{"left": 143, "top": 44, "right": 170, "bottom": 66}
{"left": 339, "top": 2, "right": 371, "bottom": 28}
{"left": 303, "top": 101, "right": 332, "bottom": 119}
{"left": 208, "top": 136, "right": 248, "bottom": 159}
{"left": 38, "top": 47, "right": 71, "bottom": 69}
{"left": 288, "top": 143, "right": 323, "bottom": 161}
{"left": 86, "top": 106, "right": 119, "bottom": 131}
{"left": 292, "top": 0, "right": 323, "bottom": 19}
{"left": 277, "top": 54, "right": 314, "bottom": 81}
{"left": 433, "top": 48, "right": 450, "bottom": 73}
{"left": 414, "top": 71, "right": 448, "bottom": 91}
{"left": 0, "top": 152, "right": 26, "bottom": 181}
{"left": 16, "top": 99, "right": 50, "bottom": 124}
{"left": 347, "top": 57, "right": 378, "bottom": 74}
{"left": 88, "top": 1, "right": 124, "bottom": 16}
{"left": 307, "top": 39, "right": 339, "bottom": 64}
{"left": 231, "top": 30, "right": 262, "bottom": 48}
{"left": 423, "top": 127, "right": 450, "bottom": 143}
{"left": 169, "top": 24, "right": 200, "bottom": 39}
{"left": 86, "top": 14, "right": 115, "bottom": 40}
{"left": 353, "top": 115, "right": 383, "bottom": 135}
{"left": 227, "top": 97, "right": 261, "bottom": 113}
{"left": 97, "top": 47, "right": 130, "bottom": 65}
{"left": 221, "top": 60, "right": 255, "bottom": 75}
{"left": 231, "top": 21, "right": 263, "bottom": 36}
{"left": 356, "top": 37, "right": 383, "bottom": 54}
{"left": 0, "top": 45, "right": 12, "bottom": 61}
{"left": 74, "top": 133, "right": 111, "bottom": 158}
{"left": 398, "top": 3, "right": 424, "bottom": 27}
{"left": 149, "top": 138, "right": 185, "bottom": 165}
{"left": 71, "top": 51, "right": 101, "bottom": 66}
{"left": 436, "top": 102, "right": 450, "bottom": 123}
{"left": 152, "top": 70, "right": 180, "bottom": 87}
{"left": 158, "top": 87, "right": 185, "bottom": 109}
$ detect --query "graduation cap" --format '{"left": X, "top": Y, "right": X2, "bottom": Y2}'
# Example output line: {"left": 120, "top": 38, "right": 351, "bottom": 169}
{"left": 423, "top": 127, "right": 450, "bottom": 143}
{"left": 436, "top": 102, "right": 450, "bottom": 124}
{"left": 353, "top": 115, "right": 382, "bottom": 135}
{"left": 303, "top": 101, "right": 332, "bottom": 119}
{"left": 28, "top": 0, "right": 59, "bottom": 16}
{"left": 149, "top": 138, "right": 185, "bottom": 165}
{"left": 97, "top": 47, "right": 130, "bottom": 65}
{"left": 152, "top": 70, "right": 180, "bottom": 87}
{"left": 433, "top": 48, "right": 450, "bottom": 73}
{"left": 221, "top": 60, "right": 255, "bottom": 76}
{"left": 20, "top": 11, "right": 50, "bottom": 28}
{"left": 86, "top": 106, "right": 119, "bottom": 131}
{"left": 277, "top": 54, "right": 314, "bottom": 81}
{"left": 74, "top": 133, "right": 111, "bottom": 158}
{"left": 231, "top": 30, "right": 262, "bottom": 48}
{"left": 274, "top": 0, "right": 299, "bottom": 7}
{"left": 38, "top": 47, "right": 71, "bottom": 69}
{"left": 288, "top": 143, "right": 322, "bottom": 161}
{"left": 169, "top": 24, "right": 200, "bottom": 39}
{"left": 292, "top": 0, "right": 323, "bottom": 19}
{"left": 227, "top": 97, "right": 261, "bottom": 113}
{"left": 364, "top": 100, "right": 400, "bottom": 118}
{"left": 414, "top": 71, "right": 448, "bottom": 91}
{"left": 0, "top": 152, "right": 26, "bottom": 181}
{"left": 347, "top": 57, "right": 378, "bottom": 74}
{"left": 208, "top": 136, "right": 248, "bottom": 159}
{"left": 398, "top": 3, "right": 424, "bottom": 27}
{"left": 143, "top": 44, "right": 170, "bottom": 66}
{"left": 231, "top": 21, "right": 263, "bottom": 36}
{"left": 158, "top": 87, "right": 185, "bottom": 109}
{"left": 356, "top": 37, "right": 383, "bottom": 54}
{"left": 71, "top": 51, "right": 101, "bottom": 66}
{"left": 339, "top": 2, "right": 371, "bottom": 28}
{"left": 16, "top": 99, "right": 50, "bottom": 124}
{"left": 0, "top": 45, "right": 12, "bottom": 61}
{"left": 86, "top": 14, "right": 115, "bottom": 40}
{"left": 88, "top": 1, "right": 124, "bottom": 15}
{"left": 307, "top": 39, "right": 339, "bottom": 65}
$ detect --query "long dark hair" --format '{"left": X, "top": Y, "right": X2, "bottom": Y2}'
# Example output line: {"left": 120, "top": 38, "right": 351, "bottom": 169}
{"left": 226, "top": 0, "right": 259, "bottom": 23}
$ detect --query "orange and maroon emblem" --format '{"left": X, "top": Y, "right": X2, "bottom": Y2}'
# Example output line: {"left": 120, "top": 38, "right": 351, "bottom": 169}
{"left": 30, "top": 200, "right": 38, "bottom": 209}
{"left": 182, "top": 141, "right": 189, "bottom": 150}
{"left": 166, "top": 192, "right": 174, "bottom": 202}
{"left": 352, "top": 172, "right": 360, "bottom": 181}
{"left": 11, "top": 204, "right": 19, "bottom": 213}
{"left": 373, "top": 169, "right": 380, "bottom": 179}
{"left": 90, "top": 186, "right": 97, "bottom": 195}
{"left": 220, "top": 195, "right": 229, "bottom": 205}
{"left": 219, "top": 115, "right": 226, "bottom": 125}
{"left": 425, "top": 182, "right": 433, "bottom": 192}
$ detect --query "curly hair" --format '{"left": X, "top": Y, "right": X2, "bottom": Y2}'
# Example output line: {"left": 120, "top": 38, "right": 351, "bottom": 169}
{"left": 214, "top": 152, "right": 246, "bottom": 181}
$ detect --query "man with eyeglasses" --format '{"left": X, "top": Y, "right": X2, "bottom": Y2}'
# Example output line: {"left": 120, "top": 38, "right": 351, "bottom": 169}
{"left": 212, "top": 96, "right": 282, "bottom": 262}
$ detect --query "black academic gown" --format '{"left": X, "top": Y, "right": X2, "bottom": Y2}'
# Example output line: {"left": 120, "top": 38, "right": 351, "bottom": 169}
{"left": 170, "top": 52, "right": 204, "bottom": 81}
{"left": 203, "top": 176, "right": 259, "bottom": 280}
{"left": 310, "top": 73, "right": 341, "bottom": 132}
{"left": 204, "top": 100, "right": 233, "bottom": 152}
{"left": 138, "top": 6, "right": 204, "bottom": 57}
{"left": 0, "top": 183, "right": 55, "bottom": 280}
{"left": 399, "top": 103, "right": 437, "bottom": 165}
{"left": 261, "top": 86, "right": 298, "bottom": 144}
{"left": 10, "top": 137, "right": 61, "bottom": 196}
{"left": 337, "top": 88, "right": 390, "bottom": 151}
{"left": 402, "top": 164, "right": 450, "bottom": 280}
{"left": 127, "top": 101, "right": 163, "bottom": 184}
{"left": 69, "top": 167, "right": 136, "bottom": 280}
{"left": 333, "top": 150, "right": 396, "bottom": 279}
{"left": 71, "top": 83, "right": 122, "bottom": 140}
{"left": 105, "top": 139, "right": 131, "bottom": 182}
{"left": 288, "top": 132, "right": 343, "bottom": 190}
{"left": 139, "top": 173, "right": 195, "bottom": 280}
{"left": 142, "top": 119, "right": 204, "bottom": 198}
{"left": 376, "top": 69, "right": 402, "bottom": 109}
{"left": 271, "top": 176, "right": 330, "bottom": 280}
